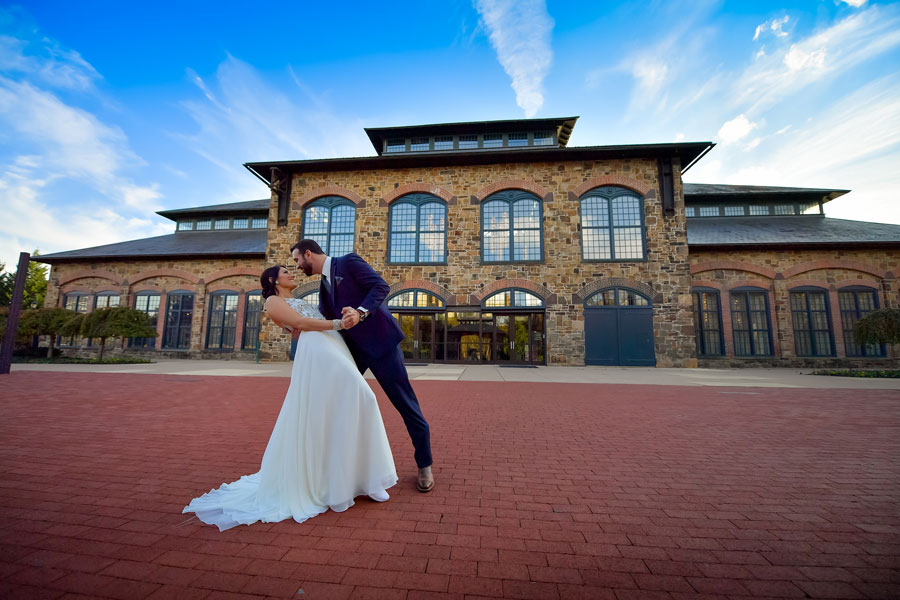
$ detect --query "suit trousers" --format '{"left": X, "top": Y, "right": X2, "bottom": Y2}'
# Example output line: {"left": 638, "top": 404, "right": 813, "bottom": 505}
{"left": 355, "top": 344, "right": 432, "bottom": 469}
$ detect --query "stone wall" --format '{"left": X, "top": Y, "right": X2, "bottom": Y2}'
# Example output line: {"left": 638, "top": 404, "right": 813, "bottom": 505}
{"left": 261, "top": 158, "right": 697, "bottom": 366}
{"left": 44, "top": 258, "right": 272, "bottom": 359}
{"left": 690, "top": 249, "right": 899, "bottom": 367}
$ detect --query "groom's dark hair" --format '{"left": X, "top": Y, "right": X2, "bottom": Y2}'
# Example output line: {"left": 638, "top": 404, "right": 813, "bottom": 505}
{"left": 291, "top": 239, "right": 324, "bottom": 255}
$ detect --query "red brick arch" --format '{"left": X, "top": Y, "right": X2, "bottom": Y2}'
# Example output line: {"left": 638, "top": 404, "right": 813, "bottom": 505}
{"left": 834, "top": 278, "right": 882, "bottom": 290}
{"left": 472, "top": 278, "right": 557, "bottom": 305}
{"left": 205, "top": 266, "right": 262, "bottom": 284}
{"left": 57, "top": 270, "right": 123, "bottom": 287}
{"left": 207, "top": 283, "right": 256, "bottom": 294}
{"left": 383, "top": 183, "right": 455, "bottom": 205}
{"left": 130, "top": 268, "right": 200, "bottom": 285}
{"left": 691, "top": 260, "right": 777, "bottom": 280}
{"left": 726, "top": 279, "right": 773, "bottom": 291}
{"left": 294, "top": 185, "right": 365, "bottom": 208}
{"left": 574, "top": 277, "right": 658, "bottom": 304}
{"left": 786, "top": 279, "right": 834, "bottom": 291}
{"left": 782, "top": 259, "right": 887, "bottom": 280}
{"left": 387, "top": 279, "right": 457, "bottom": 304}
{"left": 571, "top": 175, "right": 652, "bottom": 198}
{"left": 690, "top": 279, "right": 725, "bottom": 291}
{"left": 473, "top": 179, "right": 551, "bottom": 202}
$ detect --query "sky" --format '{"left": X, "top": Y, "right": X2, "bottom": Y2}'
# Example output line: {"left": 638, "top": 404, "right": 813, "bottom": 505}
{"left": 1, "top": 0, "right": 899, "bottom": 270}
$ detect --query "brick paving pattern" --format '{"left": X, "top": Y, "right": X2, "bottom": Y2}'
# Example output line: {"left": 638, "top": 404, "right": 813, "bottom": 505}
{"left": 1, "top": 371, "right": 899, "bottom": 599}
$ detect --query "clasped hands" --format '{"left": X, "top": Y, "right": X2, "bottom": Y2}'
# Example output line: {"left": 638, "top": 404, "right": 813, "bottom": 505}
{"left": 283, "top": 306, "right": 360, "bottom": 338}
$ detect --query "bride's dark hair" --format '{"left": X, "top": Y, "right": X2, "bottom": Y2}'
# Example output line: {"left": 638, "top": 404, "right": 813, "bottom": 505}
{"left": 260, "top": 265, "right": 284, "bottom": 299}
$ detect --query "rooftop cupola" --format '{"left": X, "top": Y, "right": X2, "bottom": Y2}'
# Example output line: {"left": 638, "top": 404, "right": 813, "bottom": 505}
{"left": 365, "top": 116, "right": 578, "bottom": 155}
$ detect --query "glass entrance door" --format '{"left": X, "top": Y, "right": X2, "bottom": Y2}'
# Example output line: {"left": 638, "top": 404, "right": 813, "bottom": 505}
{"left": 492, "top": 313, "right": 544, "bottom": 364}
{"left": 393, "top": 312, "right": 437, "bottom": 361}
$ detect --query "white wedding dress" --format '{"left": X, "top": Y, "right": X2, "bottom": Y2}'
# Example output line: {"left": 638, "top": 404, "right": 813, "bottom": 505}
{"left": 183, "top": 298, "right": 397, "bottom": 531}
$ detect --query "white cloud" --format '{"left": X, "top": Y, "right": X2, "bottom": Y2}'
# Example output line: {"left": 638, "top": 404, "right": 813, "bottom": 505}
{"left": 0, "top": 33, "right": 100, "bottom": 91}
{"left": 735, "top": 5, "right": 900, "bottom": 113}
{"left": 840, "top": 0, "right": 867, "bottom": 7}
{"left": 176, "top": 55, "right": 374, "bottom": 203}
{"left": 473, "top": 0, "right": 554, "bottom": 117}
{"left": 0, "top": 25, "right": 166, "bottom": 268}
{"left": 688, "top": 75, "right": 900, "bottom": 225}
{"left": 753, "top": 15, "right": 790, "bottom": 41}
{"left": 717, "top": 114, "right": 758, "bottom": 144}
{"left": 783, "top": 45, "right": 826, "bottom": 71}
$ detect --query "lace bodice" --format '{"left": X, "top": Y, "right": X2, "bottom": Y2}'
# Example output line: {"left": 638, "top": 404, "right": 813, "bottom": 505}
{"left": 285, "top": 297, "right": 325, "bottom": 320}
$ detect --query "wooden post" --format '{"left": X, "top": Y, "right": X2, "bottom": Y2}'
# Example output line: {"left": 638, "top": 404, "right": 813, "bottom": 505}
{"left": 0, "top": 252, "right": 31, "bottom": 375}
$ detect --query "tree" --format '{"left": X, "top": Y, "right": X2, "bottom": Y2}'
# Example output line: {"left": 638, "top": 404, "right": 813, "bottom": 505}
{"left": 75, "top": 306, "right": 158, "bottom": 361}
{"left": 854, "top": 308, "right": 900, "bottom": 346}
{"left": 0, "top": 251, "right": 48, "bottom": 308}
{"left": 18, "top": 308, "right": 74, "bottom": 358}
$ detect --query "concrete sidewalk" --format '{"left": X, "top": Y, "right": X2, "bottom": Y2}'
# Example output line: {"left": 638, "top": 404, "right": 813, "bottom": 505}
{"left": 12, "top": 359, "right": 900, "bottom": 389}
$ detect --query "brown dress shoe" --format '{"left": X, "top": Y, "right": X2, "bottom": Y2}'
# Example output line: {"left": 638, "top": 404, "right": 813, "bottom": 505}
{"left": 417, "top": 466, "right": 434, "bottom": 493}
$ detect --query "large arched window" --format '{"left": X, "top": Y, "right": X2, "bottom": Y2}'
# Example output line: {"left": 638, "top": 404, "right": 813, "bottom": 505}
{"left": 301, "top": 196, "right": 356, "bottom": 256}
{"left": 730, "top": 287, "right": 773, "bottom": 356}
{"left": 242, "top": 291, "right": 263, "bottom": 351}
{"left": 206, "top": 291, "right": 239, "bottom": 350}
{"left": 692, "top": 288, "right": 723, "bottom": 356}
{"left": 839, "top": 286, "right": 885, "bottom": 357}
{"left": 483, "top": 289, "right": 544, "bottom": 308}
{"left": 481, "top": 190, "right": 543, "bottom": 263}
{"left": 94, "top": 291, "right": 120, "bottom": 309}
{"left": 388, "top": 194, "right": 447, "bottom": 264}
{"left": 789, "top": 287, "right": 834, "bottom": 357}
{"left": 61, "top": 291, "right": 89, "bottom": 347}
{"left": 131, "top": 292, "right": 160, "bottom": 348}
{"left": 163, "top": 290, "right": 194, "bottom": 350}
{"left": 580, "top": 186, "right": 646, "bottom": 261}
{"left": 584, "top": 287, "right": 650, "bottom": 307}
{"left": 387, "top": 289, "right": 445, "bottom": 309}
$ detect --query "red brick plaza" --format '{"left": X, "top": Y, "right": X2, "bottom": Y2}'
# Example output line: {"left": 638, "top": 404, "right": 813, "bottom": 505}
{"left": 1, "top": 372, "right": 899, "bottom": 600}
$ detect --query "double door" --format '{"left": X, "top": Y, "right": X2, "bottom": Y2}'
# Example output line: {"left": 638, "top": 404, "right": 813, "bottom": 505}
{"left": 394, "top": 313, "right": 436, "bottom": 361}
{"left": 491, "top": 313, "right": 544, "bottom": 364}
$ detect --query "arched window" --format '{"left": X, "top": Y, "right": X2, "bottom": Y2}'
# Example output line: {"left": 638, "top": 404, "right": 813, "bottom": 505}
{"left": 299, "top": 290, "right": 320, "bottom": 306}
{"left": 131, "top": 292, "right": 160, "bottom": 348}
{"left": 789, "top": 287, "right": 834, "bottom": 357}
{"left": 839, "top": 286, "right": 885, "bottom": 357}
{"left": 580, "top": 186, "right": 646, "bottom": 261}
{"left": 388, "top": 194, "right": 447, "bottom": 264}
{"left": 584, "top": 287, "right": 650, "bottom": 307}
{"left": 481, "top": 190, "right": 543, "bottom": 263}
{"left": 61, "top": 292, "right": 89, "bottom": 347}
{"left": 163, "top": 290, "right": 194, "bottom": 350}
{"left": 729, "top": 287, "right": 772, "bottom": 356}
{"left": 387, "top": 290, "right": 445, "bottom": 309}
{"left": 242, "top": 291, "right": 263, "bottom": 351}
{"left": 206, "top": 291, "right": 239, "bottom": 350}
{"left": 94, "top": 291, "right": 120, "bottom": 309}
{"left": 483, "top": 288, "right": 544, "bottom": 308}
{"left": 691, "top": 288, "right": 723, "bottom": 356}
{"left": 301, "top": 196, "right": 356, "bottom": 256}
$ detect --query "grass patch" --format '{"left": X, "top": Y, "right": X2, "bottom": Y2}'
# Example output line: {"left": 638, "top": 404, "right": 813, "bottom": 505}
{"left": 811, "top": 369, "right": 900, "bottom": 378}
{"left": 22, "top": 357, "right": 153, "bottom": 365}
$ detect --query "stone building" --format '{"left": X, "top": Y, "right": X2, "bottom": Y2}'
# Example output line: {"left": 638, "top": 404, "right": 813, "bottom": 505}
{"left": 35, "top": 116, "right": 900, "bottom": 367}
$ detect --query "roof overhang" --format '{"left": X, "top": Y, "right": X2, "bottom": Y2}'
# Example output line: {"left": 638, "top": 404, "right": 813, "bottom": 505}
{"left": 245, "top": 141, "right": 714, "bottom": 185}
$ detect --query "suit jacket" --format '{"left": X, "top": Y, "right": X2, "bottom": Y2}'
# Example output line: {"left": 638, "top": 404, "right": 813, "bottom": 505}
{"left": 318, "top": 253, "right": 404, "bottom": 360}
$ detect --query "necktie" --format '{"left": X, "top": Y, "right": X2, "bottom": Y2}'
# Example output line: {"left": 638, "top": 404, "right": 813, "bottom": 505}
{"left": 322, "top": 273, "right": 332, "bottom": 296}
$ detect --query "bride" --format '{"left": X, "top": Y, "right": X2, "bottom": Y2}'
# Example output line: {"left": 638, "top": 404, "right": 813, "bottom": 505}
{"left": 183, "top": 265, "right": 397, "bottom": 531}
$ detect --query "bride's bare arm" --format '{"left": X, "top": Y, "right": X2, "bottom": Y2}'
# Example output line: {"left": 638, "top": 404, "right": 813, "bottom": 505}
{"left": 265, "top": 297, "right": 338, "bottom": 332}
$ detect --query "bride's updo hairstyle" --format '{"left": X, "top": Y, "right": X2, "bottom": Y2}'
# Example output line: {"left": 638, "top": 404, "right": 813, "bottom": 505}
{"left": 260, "top": 265, "right": 284, "bottom": 299}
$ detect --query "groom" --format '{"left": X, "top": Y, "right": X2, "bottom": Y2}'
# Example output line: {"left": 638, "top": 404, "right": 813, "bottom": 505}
{"left": 290, "top": 239, "right": 435, "bottom": 493}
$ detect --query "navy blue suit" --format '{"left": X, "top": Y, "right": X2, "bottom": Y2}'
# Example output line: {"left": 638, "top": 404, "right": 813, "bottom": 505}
{"left": 318, "top": 253, "right": 432, "bottom": 468}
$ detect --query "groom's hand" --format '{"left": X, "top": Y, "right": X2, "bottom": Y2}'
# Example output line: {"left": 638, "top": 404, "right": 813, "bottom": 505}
{"left": 341, "top": 306, "right": 360, "bottom": 329}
